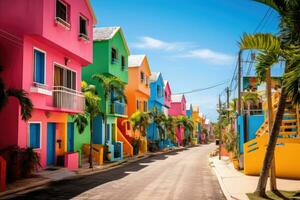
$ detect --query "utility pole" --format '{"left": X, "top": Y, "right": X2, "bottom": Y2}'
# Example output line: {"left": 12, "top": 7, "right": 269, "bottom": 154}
{"left": 237, "top": 50, "right": 242, "bottom": 115}
{"left": 219, "top": 94, "right": 222, "bottom": 160}
{"left": 226, "top": 87, "right": 230, "bottom": 122}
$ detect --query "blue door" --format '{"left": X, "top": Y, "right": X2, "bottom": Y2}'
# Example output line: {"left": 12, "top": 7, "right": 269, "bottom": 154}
{"left": 47, "top": 123, "right": 56, "bottom": 166}
{"left": 67, "top": 122, "right": 74, "bottom": 152}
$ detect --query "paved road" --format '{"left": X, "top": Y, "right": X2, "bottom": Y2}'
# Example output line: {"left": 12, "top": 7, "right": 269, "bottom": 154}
{"left": 7, "top": 144, "right": 225, "bottom": 200}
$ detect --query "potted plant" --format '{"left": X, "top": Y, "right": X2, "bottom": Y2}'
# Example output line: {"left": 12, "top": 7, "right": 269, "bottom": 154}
{"left": 224, "top": 131, "right": 239, "bottom": 170}
{"left": 104, "top": 146, "right": 112, "bottom": 161}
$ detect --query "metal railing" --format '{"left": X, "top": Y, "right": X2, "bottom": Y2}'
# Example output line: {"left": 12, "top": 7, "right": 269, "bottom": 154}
{"left": 53, "top": 86, "right": 85, "bottom": 112}
{"left": 110, "top": 101, "right": 127, "bottom": 115}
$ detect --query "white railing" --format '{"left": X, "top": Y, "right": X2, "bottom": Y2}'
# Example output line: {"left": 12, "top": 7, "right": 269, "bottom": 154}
{"left": 53, "top": 86, "right": 85, "bottom": 112}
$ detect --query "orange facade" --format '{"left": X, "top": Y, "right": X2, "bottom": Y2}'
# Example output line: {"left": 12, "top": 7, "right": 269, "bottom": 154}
{"left": 118, "top": 55, "right": 151, "bottom": 153}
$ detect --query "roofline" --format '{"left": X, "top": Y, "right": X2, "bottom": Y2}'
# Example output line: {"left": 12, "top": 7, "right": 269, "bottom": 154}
{"left": 85, "top": 0, "right": 97, "bottom": 25}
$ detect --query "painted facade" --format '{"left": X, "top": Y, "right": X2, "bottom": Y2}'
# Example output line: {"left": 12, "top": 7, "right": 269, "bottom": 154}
{"left": 118, "top": 55, "right": 151, "bottom": 154}
{"left": 82, "top": 27, "right": 129, "bottom": 161}
{"left": 147, "top": 72, "right": 165, "bottom": 146}
{"left": 169, "top": 94, "right": 186, "bottom": 146}
{"left": 0, "top": 0, "right": 96, "bottom": 168}
{"left": 163, "top": 80, "right": 172, "bottom": 116}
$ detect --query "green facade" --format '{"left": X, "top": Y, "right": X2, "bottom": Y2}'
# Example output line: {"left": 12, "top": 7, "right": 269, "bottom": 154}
{"left": 81, "top": 28, "right": 129, "bottom": 161}
{"left": 82, "top": 29, "right": 129, "bottom": 115}
{"left": 67, "top": 115, "right": 91, "bottom": 166}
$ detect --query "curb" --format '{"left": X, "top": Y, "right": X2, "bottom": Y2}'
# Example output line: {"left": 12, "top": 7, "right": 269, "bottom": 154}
{"left": 209, "top": 157, "right": 235, "bottom": 200}
{"left": 0, "top": 146, "right": 187, "bottom": 198}
{"left": 0, "top": 179, "right": 51, "bottom": 199}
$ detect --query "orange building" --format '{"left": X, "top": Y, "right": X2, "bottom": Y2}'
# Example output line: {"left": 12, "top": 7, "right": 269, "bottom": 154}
{"left": 117, "top": 55, "right": 151, "bottom": 154}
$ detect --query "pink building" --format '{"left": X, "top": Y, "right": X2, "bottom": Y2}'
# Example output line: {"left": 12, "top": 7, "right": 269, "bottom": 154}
{"left": 163, "top": 80, "right": 172, "bottom": 116}
{"left": 169, "top": 94, "right": 186, "bottom": 146}
{"left": 0, "top": 0, "right": 96, "bottom": 168}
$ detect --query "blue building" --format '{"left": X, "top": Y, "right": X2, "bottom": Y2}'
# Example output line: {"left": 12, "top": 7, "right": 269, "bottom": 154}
{"left": 147, "top": 72, "right": 165, "bottom": 148}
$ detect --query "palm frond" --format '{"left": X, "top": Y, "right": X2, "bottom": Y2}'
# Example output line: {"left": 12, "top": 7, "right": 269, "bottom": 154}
{"left": 73, "top": 114, "right": 88, "bottom": 134}
{"left": 255, "top": 51, "right": 279, "bottom": 81}
{"left": 239, "top": 33, "right": 281, "bottom": 52}
{"left": 283, "top": 65, "right": 300, "bottom": 105}
{"left": 253, "top": 0, "right": 286, "bottom": 14}
{"left": 6, "top": 89, "right": 33, "bottom": 121}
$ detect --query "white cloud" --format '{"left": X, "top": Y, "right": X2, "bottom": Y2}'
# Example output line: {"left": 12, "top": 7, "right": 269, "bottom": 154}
{"left": 131, "top": 36, "right": 192, "bottom": 51}
{"left": 182, "top": 49, "right": 234, "bottom": 65}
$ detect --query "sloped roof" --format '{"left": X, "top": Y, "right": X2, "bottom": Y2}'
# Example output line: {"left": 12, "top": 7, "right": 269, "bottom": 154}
{"left": 171, "top": 94, "right": 184, "bottom": 102}
{"left": 93, "top": 27, "right": 130, "bottom": 54}
{"left": 128, "top": 55, "right": 146, "bottom": 67}
{"left": 150, "top": 72, "right": 161, "bottom": 82}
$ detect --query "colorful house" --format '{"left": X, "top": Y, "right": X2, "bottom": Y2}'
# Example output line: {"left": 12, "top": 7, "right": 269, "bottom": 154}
{"left": 82, "top": 27, "right": 130, "bottom": 162}
{"left": 169, "top": 94, "right": 187, "bottom": 146}
{"left": 147, "top": 72, "right": 165, "bottom": 148}
{"left": 118, "top": 55, "right": 151, "bottom": 155}
{"left": 163, "top": 80, "right": 172, "bottom": 116}
{"left": 191, "top": 106, "right": 202, "bottom": 144}
{"left": 0, "top": 0, "right": 96, "bottom": 169}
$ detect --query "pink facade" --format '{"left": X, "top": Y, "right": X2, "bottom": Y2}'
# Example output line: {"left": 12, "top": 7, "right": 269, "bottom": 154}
{"left": 163, "top": 80, "right": 172, "bottom": 116}
{"left": 169, "top": 94, "right": 186, "bottom": 146}
{"left": 0, "top": 0, "right": 96, "bottom": 168}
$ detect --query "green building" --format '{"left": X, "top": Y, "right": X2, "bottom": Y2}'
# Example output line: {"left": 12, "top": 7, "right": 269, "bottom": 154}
{"left": 82, "top": 27, "right": 130, "bottom": 161}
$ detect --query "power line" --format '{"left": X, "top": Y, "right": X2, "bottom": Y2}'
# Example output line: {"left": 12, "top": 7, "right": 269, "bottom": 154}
{"left": 174, "top": 80, "right": 228, "bottom": 95}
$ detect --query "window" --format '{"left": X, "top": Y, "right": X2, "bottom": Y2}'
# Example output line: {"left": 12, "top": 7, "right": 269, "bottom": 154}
{"left": 145, "top": 77, "right": 149, "bottom": 87}
{"left": 111, "top": 48, "right": 118, "bottom": 64}
{"left": 157, "top": 85, "right": 161, "bottom": 97}
{"left": 143, "top": 101, "right": 148, "bottom": 112}
{"left": 34, "top": 49, "right": 46, "bottom": 85}
{"left": 121, "top": 56, "right": 126, "bottom": 70}
{"left": 182, "top": 104, "right": 185, "bottom": 111}
{"left": 56, "top": 0, "right": 70, "bottom": 27}
{"left": 29, "top": 123, "right": 41, "bottom": 149}
{"left": 140, "top": 72, "right": 144, "bottom": 83}
{"left": 79, "top": 16, "right": 88, "bottom": 39}
{"left": 136, "top": 100, "right": 140, "bottom": 110}
{"left": 54, "top": 65, "right": 76, "bottom": 90}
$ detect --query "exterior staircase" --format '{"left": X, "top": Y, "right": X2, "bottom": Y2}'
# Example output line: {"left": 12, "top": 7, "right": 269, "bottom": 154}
{"left": 117, "top": 127, "right": 133, "bottom": 157}
{"left": 82, "top": 144, "right": 104, "bottom": 166}
{"left": 244, "top": 92, "right": 300, "bottom": 179}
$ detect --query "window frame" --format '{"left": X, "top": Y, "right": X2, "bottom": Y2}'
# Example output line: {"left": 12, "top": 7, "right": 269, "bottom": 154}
{"left": 111, "top": 47, "right": 118, "bottom": 64}
{"left": 53, "top": 62, "right": 77, "bottom": 91}
{"left": 55, "top": 0, "right": 70, "bottom": 29}
{"left": 33, "top": 47, "right": 47, "bottom": 86}
{"left": 28, "top": 122, "right": 42, "bottom": 150}
{"left": 140, "top": 72, "right": 144, "bottom": 83}
{"left": 121, "top": 55, "right": 126, "bottom": 70}
{"left": 79, "top": 14, "right": 89, "bottom": 40}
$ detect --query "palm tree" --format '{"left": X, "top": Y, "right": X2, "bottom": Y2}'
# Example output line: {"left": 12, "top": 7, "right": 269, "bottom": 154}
{"left": 242, "top": 92, "right": 259, "bottom": 115}
{"left": 92, "top": 74, "right": 126, "bottom": 146}
{"left": 163, "top": 116, "right": 177, "bottom": 145}
{"left": 176, "top": 116, "right": 194, "bottom": 145}
{"left": 129, "top": 111, "right": 151, "bottom": 154}
{"left": 0, "top": 67, "right": 33, "bottom": 121}
{"left": 149, "top": 107, "right": 166, "bottom": 144}
{"left": 74, "top": 81, "right": 101, "bottom": 168}
{"left": 240, "top": 0, "right": 300, "bottom": 196}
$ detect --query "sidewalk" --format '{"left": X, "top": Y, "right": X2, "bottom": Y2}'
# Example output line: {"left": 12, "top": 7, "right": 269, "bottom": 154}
{"left": 210, "top": 156, "right": 300, "bottom": 200}
{"left": 0, "top": 146, "right": 187, "bottom": 198}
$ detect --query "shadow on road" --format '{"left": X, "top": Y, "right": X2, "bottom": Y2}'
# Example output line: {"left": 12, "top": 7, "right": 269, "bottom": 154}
{"left": 5, "top": 149, "right": 186, "bottom": 200}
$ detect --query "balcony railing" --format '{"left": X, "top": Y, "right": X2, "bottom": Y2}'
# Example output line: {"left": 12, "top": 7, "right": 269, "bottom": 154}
{"left": 53, "top": 86, "right": 85, "bottom": 112}
{"left": 243, "top": 109, "right": 263, "bottom": 115}
{"left": 110, "top": 101, "right": 127, "bottom": 116}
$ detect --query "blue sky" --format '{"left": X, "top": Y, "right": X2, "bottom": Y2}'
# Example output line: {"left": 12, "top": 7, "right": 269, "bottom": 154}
{"left": 90, "top": 0, "right": 279, "bottom": 121}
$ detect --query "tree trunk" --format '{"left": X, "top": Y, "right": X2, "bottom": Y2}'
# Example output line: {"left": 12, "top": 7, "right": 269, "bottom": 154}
{"left": 89, "top": 118, "right": 94, "bottom": 169}
{"left": 255, "top": 88, "right": 287, "bottom": 197}
{"left": 266, "top": 67, "right": 277, "bottom": 191}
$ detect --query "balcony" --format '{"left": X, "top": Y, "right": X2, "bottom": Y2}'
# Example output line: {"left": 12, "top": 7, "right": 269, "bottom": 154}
{"left": 53, "top": 86, "right": 85, "bottom": 112}
{"left": 110, "top": 101, "right": 127, "bottom": 116}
